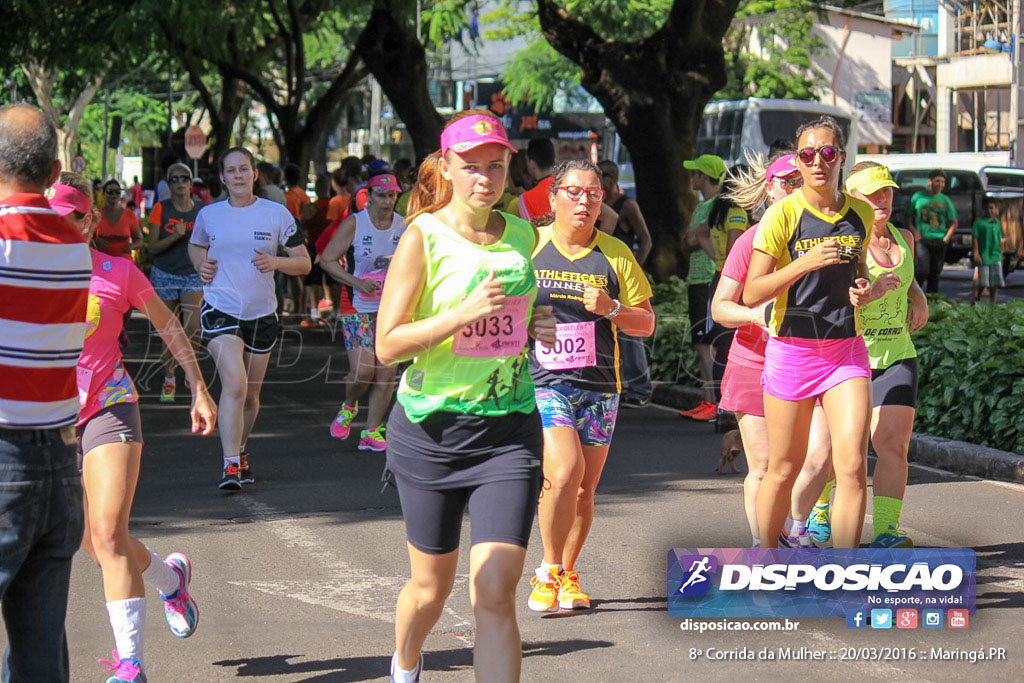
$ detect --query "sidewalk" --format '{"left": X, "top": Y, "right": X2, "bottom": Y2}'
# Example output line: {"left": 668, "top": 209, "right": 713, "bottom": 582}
{"left": 653, "top": 382, "right": 1024, "bottom": 485}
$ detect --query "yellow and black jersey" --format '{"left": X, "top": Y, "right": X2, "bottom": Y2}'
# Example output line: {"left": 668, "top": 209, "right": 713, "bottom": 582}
{"left": 753, "top": 191, "right": 874, "bottom": 340}
{"left": 530, "top": 224, "right": 653, "bottom": 393}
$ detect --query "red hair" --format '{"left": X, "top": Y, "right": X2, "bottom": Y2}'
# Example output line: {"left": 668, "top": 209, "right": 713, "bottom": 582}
{"left": 407, "top": 109, "right": 509, "bottom": 222}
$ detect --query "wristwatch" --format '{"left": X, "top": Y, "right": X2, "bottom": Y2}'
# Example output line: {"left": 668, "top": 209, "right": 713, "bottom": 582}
{"left": 606, "top": 298, "right": 622, "bottom": 319}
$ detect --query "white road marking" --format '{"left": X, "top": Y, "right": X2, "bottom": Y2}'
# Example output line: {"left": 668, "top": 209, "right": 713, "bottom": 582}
{"left": 230, "top": 497, "right": 475, "bottom": 646}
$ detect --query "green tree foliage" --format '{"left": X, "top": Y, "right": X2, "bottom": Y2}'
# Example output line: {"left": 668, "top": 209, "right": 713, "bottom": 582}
{"left": 716, "top": 0, "right": 824, "bottom": 100}
{"left": 495, "top": 0, "right": 824, "bottom": 109}
{"left": 493, "top": 1, "right": 672, "bottom": 111}
{"left": 0, "top": 0, "right": 144, "bottom": 167}
{"left": 145, "top": 0, "right": 370, "bottom": 170}
{"left": 77, "top": 90, "right": 170, "bottom": 175}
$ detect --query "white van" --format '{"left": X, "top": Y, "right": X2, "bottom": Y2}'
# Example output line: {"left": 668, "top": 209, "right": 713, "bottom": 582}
{"left": 607, "top": 98, "right": 857, "bottom": 197}
{"left": 695, "top": 98, "right": 858, "bottom": 176}
{"left": 857, "top": 153, "right": 1024, "bottom": 271}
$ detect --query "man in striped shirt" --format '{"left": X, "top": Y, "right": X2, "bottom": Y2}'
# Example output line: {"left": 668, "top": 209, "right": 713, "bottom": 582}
{"left": 0, "top": 104, "right": 91, "bottom": 681}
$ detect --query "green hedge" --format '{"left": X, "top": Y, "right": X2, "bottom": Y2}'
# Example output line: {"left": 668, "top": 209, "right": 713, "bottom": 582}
{"left": 646, "top": 276, "right": 700, "bottom": 388}
{"left": 645, "top": 280, "right": 1024, "bottom": 454}
{"left": 913, "top": 297, "right": 1024, "bottom": 454}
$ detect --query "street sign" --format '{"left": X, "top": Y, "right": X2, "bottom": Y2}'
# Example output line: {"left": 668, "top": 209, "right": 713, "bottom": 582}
{"left": 70, "top": 155, "right": 87, "bottom": 174}
{"left": 184, "top": 125, "right": 207, "bottom": 160}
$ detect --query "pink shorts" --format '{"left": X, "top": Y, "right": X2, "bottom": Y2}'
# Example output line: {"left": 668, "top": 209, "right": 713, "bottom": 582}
{"left": 762, "top": 336, "right": 870, "bottom": 401}
{"left": 719, "top": 361, "right": 765, "bottom": 417}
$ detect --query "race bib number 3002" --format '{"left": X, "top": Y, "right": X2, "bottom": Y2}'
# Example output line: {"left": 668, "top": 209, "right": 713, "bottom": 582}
{"left": 536, "top": 321, "right": 597, "bottom": 370}
{"left": 452, "top": 295, "right": 530, "bottom": 358}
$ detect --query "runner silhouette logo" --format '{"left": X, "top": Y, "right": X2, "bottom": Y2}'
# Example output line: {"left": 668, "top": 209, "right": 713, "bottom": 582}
{"left": 677, "top": 555, "right": 718, "bottom": 596}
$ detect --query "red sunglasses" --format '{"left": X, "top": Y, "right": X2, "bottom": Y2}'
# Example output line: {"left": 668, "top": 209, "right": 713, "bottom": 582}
{"left": 796, "top": 145, "right": 842, "bottom": 165}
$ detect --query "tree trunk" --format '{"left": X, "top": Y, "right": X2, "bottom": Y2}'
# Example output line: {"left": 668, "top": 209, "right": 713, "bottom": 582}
{"left": 356, "top": 1, "right": 445, "bottom": 162}
{"left": 21, "top": 60, "right": 108, "bottom": 170}
{"left": 208, "top": 73, "right": 246, "bottom": 166}
{"left": 537, "top": 0, "right": 740, "bottom": 280}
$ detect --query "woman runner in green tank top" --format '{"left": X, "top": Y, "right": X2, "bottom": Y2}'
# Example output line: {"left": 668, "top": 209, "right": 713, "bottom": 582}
{"left": 375, "top": 110, "right": 556, "bottom": 683}
{"left": 847, "top": 162, "right": 929, "bottom": 549}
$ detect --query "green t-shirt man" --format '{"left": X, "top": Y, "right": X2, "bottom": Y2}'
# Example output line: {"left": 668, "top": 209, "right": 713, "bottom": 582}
{"left": 688, "top": 197, "right": 716, "bottom": 285}
{"left": 909, "top": 190, "right": 957, "bottom": 241}
{"left": 972, "top": 216, "right": 1003, "bottom": 265}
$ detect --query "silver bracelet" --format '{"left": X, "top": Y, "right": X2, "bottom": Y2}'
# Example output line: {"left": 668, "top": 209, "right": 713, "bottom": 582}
{"left": 606, "top": 298, "right": 622, "bottom": 319}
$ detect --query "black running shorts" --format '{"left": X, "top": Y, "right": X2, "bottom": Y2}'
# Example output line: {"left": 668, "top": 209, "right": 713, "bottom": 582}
{"left": 200, "top": 303, "right": 280, "bottom": 354}
{"left": 870, "top": 357, "right": 918, "bottom": 408}
{"left": 386, "top": 404, "right": 543, "bottom": 555}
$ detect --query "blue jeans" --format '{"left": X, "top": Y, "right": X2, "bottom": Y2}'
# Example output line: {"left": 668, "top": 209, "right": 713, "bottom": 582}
{"left": 617, "top": 329, "right": 652, "bottom": 401}
{"left": 0, "top": 427, "right": 83, "bottom": 682}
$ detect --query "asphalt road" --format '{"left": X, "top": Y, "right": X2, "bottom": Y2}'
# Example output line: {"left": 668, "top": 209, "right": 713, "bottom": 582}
{"left": 937, "top": 262, "right": 1024, "bottom": 301}
{"left": 3, "top": 316, "right": 1022, "bottom": 682}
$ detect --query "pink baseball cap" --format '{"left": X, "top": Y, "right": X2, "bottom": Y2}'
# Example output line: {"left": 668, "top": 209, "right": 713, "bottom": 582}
{"left": 766, "top": 154, "right": 798, "bottom": 183}
{"left": 368, "top": 174, "right": 400, "bottom": 193}
{"left": 45, "top": 183, "right": 92, "bottom": 216}
{"left": 440, "top": 114, "right": 516, "bottom": 156}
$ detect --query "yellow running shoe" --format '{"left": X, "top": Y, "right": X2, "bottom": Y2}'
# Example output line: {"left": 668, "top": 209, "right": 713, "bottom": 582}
{"left": 527, "top": 567, "right": 560, "bottom": 612}
{"left": 557, "top": 570, "right": 590, "bottom": 610}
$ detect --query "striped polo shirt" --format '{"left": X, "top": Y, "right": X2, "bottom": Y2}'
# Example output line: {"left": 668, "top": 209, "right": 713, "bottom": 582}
{"left": 0, "top": 193, "right": 91, "bottom": 428}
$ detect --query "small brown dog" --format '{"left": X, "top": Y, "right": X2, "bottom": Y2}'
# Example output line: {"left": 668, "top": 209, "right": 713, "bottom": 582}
{"left": 718, "top": 429, "right": 744, "bottom": 475}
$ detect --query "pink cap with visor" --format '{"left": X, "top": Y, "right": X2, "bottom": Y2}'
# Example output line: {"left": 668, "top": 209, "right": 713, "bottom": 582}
{"left": 766, "top": 154, "right": 798, "bottom": 183}
{"left": 440, "top": 114, "right": 516, "bottom": 156}
{"left": 44, "top": 184, "right": 92, "bottom": 216}
{"left": 368, "top": 174, "right": 400, "bottom": 193}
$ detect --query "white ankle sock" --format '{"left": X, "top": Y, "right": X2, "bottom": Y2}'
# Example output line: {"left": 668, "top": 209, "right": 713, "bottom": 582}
{"left": 783, "top": 516, "right": 796, "bottom": 535}
{"left": 106, "top": 597, "right": 145, "bottom": 665}
{"left": 141, "top": 548, "right": 180, "bottom": 597}
{"left": 224, "top": 456, "right": 241, "bottom": 468}
{"left": 537, "top": 561, "right": 561, "bottom": 581}
{"left": 391, "top": 652, "right": 420, "bottom": 683}
{"left": 791, "top": 519, "right": 807, "bottom": 535}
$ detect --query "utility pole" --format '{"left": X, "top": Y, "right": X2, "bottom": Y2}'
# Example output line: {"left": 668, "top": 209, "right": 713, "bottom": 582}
{"left": 1012, "top": 0, "right": 1023, "bottom": 165}
{"left": 101, "top": 89, "right": 110, "bottom": 180}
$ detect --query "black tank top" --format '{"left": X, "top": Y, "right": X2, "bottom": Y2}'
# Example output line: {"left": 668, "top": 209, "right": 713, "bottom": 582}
{"left": 607, "top": 195, "right": 632, "bottom": 248}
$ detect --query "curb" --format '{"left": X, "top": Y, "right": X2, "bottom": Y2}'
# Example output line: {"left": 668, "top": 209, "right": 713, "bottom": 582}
{"left": 652, "top": 382, "right": 1024, "bottom": 485}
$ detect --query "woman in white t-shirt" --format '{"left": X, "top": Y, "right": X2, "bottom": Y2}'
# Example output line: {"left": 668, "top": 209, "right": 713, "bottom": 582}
{"left": 188, "top": 147, "right": 311, "bottom": 490}
{"left": 320, "top": 173, "right": 406, "bottom": 452}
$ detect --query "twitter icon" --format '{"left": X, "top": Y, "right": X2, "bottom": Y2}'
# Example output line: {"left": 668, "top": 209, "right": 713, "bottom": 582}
{"left": 871, "top": 609, "right": 892, "bottom": 629}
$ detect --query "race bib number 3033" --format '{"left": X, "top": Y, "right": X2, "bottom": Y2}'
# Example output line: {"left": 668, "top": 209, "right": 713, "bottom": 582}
{"left": 452, "top": 295, "right": 530, "bottom": 358}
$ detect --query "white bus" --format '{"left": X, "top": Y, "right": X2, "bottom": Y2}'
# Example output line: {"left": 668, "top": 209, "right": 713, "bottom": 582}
{"left": 695, "top": 98, "right": 857, "bottom": 176}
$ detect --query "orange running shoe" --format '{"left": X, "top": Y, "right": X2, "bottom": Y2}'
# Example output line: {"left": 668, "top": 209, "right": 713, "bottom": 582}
{"left": 527, "top": 567, "right": 560, "bottom": 612}
{"left": 557, "top": 570, "right": 590, "bottom": 610}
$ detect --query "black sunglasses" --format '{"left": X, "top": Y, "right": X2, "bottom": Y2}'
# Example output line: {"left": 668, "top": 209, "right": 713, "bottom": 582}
{"left": 103, "top": 188, "right": 121, "bottom": 195}
{"left": 168, "top": 175, "right": 191, "bottom": 183}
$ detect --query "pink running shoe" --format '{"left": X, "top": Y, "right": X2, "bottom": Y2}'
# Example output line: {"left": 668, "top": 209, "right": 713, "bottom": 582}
{"left": 99, "top": 650, "right": 147, "bottom": 682}
{"left": 161, "top": 552, "right": 198, "bottom": 638}
{"left": 330, "top": 403, "right": 358, "bottom": 440}
{"left": 358, "top": 425, "right": 386, "bottom": 452}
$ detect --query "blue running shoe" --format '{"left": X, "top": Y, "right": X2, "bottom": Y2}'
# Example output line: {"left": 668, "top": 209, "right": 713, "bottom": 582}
{"left": 161, "top": 552, "right": 199, "bottom": 638}
{"left": 99, "top": 651, "right": 147, "bottom": 683}
{"left": 390, "top": 652, "right": 422, "bottom": 682}
{"left": 806, "top": 502, "right": 831, "bottom": 547}
{"left": 870, "top": 525, "right": 914, "bottom": 548}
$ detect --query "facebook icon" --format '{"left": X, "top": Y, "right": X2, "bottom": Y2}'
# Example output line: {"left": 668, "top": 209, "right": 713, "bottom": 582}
{"left": 846, "top": 608, "right": 867, "bottom": 629}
